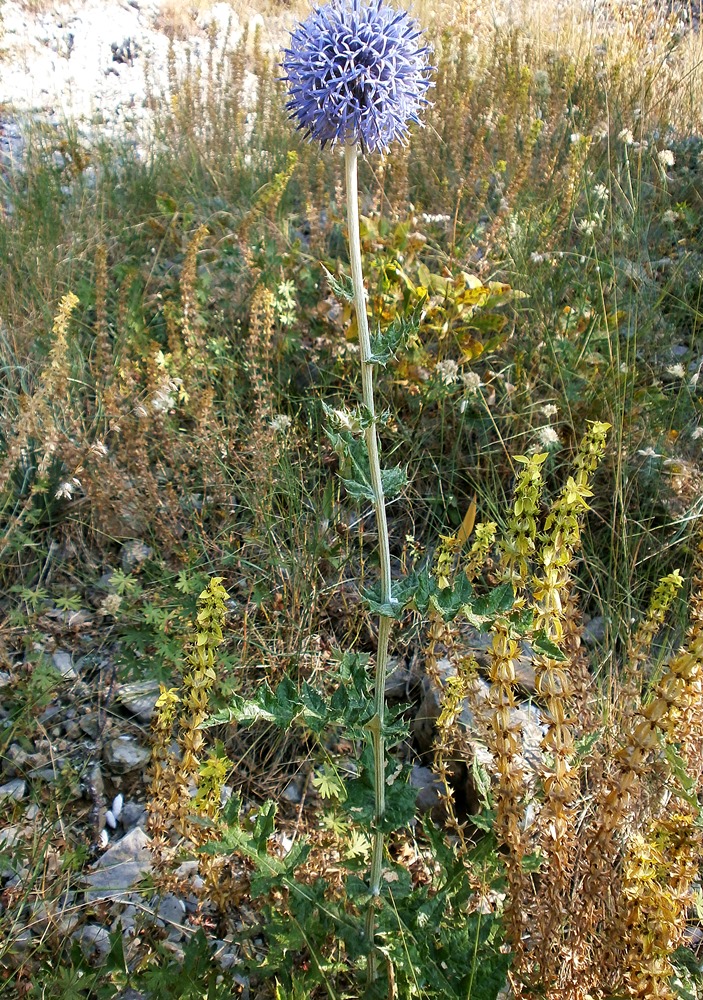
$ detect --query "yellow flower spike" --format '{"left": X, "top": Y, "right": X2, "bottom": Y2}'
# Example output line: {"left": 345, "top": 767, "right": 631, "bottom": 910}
{"left": 572, "top": 420, "right": 611, "bottom": 486}
{"left": 627, "top": 570, "right": 685, "bottom": 697}
{"left": 524, "top": 422, "right": 610, "bottom": 989}
{"left": 464, "top": 520, "right": 497, "bottom": 583}
{"left": 148, "top": 576, "right": 232, "bottom": 843}
{"left": 194, "top": 750, "right": 232, "bottom": 820}
{"left": 499, "top": 452, "right": 547, "bottom": 591}
{"left": 484, "top": 619, "right": 529, "bottom": 978}
{"left": 155, "top": 685, "right": 181, "bottom": 710}
{"left": 432, "top": 534, "right": 461, "bottom": 591}
{"left": 621, "top": 811, "right": 701, "bottom": 999}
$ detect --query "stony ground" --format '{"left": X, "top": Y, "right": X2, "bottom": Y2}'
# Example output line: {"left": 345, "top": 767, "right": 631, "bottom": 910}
{"left": 0, "top": 521, "right": 553, "bottom": 982}
{"left": 0, "top": 541, "right": 265, "bottom": 980}
{"left": 0, "top": 0, "right": 282, "bottom": 168}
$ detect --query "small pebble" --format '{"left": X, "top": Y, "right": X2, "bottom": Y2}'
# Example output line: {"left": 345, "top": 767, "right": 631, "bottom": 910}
{"left": 281, "top": 779, "right": 303, "bottom": 804}
{"left": 119, "top": 801, "right": 147, "bottom": 829}
{"left": 74, "top": 924, "right": 111, "bottom": 964}
{"left": 111, "top": 793, "right": 123, "bottom": 820}
{"left": 52, "top": 650, "right": 77, "bottom": 679}
{"left": 99, "top": 829, "right": 109, "bottom": 848}
{"left": 105, "top": 810, "right": 117, "bottom": 829}
{"left": 174, "top": 860, "right": 198, "bottom": 878}
{"left": 0, "top": 779, "right": 27, "bottom": 802}
{"left": 113, "top": 904, "right": 137, "bottom": 934}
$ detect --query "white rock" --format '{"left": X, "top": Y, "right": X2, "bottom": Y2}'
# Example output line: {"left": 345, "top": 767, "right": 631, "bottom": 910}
{"left": 197, "top": 1, "right": 238, "bottom": 36}
{"left": 104, "top": 735, "right": 151, "bottom": 773}
{"left": 0, "top": 778, "right": 27, "bottom": 801}
{"left": 85, "top": 827, "right": 153, "bottom": 901}
{"left": 111, "top": 793, "right": 124, "bottom": 820}
{"left": 52, "top": 650, "right": 77, "bottom": 679}
{"left": 0, "top": 825, "right": 20, "bottom": 849}
{"left": 105, "top": 810, "right": 117, "bottom": 829}
{"left": 248, "top": 12, "right": 264, "bottom": 34}
{"left": 116, "top": 679, "right": 160, "bottom": 723}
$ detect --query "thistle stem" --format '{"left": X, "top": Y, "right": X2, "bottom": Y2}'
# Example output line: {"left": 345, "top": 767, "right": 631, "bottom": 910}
{"left": 344, "top": 142, "right": 393, "bottom": 981}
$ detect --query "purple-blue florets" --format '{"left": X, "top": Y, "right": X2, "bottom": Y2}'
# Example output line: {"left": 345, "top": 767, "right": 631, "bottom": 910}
{"left": 282, "top": 0, "right": 433, "bottom": 153}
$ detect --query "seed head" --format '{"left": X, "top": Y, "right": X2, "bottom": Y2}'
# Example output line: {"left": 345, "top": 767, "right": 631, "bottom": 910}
{"left": 282, "top": 0, "right": 433, "bottom": 153}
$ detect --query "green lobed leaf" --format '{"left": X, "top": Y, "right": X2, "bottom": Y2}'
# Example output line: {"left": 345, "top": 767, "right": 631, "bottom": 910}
{"left": 311, "top": 764, "right": 348, "bottom": 801}
{"left": 321, "top": 263, "right": 354, "bottom": 302}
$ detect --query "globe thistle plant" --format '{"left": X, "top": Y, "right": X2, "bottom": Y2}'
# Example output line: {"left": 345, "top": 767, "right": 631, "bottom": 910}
{"left": 283, "top": 0, "right": 432, "bottom": 979}
{"left": 282, "top": 0, "right": 433, "bottom": 153}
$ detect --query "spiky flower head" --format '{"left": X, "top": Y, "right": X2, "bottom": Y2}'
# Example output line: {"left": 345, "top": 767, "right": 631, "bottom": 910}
{"left": 282, "top": 0, "right": 433, "bottom": 153}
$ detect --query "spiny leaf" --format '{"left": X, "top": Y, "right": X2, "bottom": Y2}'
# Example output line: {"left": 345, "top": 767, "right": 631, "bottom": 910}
{"left": 368, "top": 310, "right": 422, "bottom": 366}
{"left": 362, "top": 584, "right": 406, "bottom": 620}
{"left": 380, "top": 464, "right": 408, "bottom": 499}
{"left": 471, "top": 753, "right": 493, "bottom": 811}
{"left": 468, "top": 809, "right": 496, "bottom": 833}
{"left": 204, "top": 677, "right": 299, "bottom": 730}
{"left": 472, "top": 583, "right": 514, "bottom": 618}
{"left": 507, "top": 607, "right": 535, "bottom": 634}
{"left": 252, "top": 799, "right": 278, "bottom": 851}
{"left": 299, "top": 683, "right": 329, "bottom": 733}
{"left": 340, "top": 475, "right": 375, "bottom": 501}
{"left": 429, "top": 571, "right": 475, "bottom": 621}
{"left": 322, "top": 264, "right": 354, "bottom": 303}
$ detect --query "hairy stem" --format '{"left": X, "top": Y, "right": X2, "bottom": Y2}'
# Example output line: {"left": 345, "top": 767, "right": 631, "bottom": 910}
{"left": 345, "top": 142, "right": 393, "bottom": 982}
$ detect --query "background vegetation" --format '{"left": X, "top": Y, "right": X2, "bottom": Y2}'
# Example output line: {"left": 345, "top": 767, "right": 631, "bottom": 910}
{"left": 2, "top": 0, "right": 703, "bottom": 996}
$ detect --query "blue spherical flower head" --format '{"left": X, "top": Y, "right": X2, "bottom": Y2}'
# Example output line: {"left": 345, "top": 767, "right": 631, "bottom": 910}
{"left": 282, "top": 0, "right": 433, "bottom": 154}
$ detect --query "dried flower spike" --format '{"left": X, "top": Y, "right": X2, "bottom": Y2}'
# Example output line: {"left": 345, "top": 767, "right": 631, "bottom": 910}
{"left": 282, "top": 0, "right": 433, "bottom": 152}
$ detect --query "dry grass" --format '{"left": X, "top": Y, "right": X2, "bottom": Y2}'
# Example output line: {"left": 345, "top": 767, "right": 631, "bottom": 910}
{"left": 153, "top": 0, "right": 219, "bottom": 40}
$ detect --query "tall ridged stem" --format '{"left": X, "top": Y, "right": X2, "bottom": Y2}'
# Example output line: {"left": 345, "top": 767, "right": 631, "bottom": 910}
{"left": 345, "top": 142, "right": 393, "bottom": 981}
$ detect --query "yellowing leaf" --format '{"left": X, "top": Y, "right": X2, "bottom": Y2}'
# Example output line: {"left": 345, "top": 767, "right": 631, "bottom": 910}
{"left": 455, "top": 496, "right": 477, "bottom": 548}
